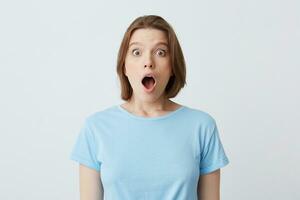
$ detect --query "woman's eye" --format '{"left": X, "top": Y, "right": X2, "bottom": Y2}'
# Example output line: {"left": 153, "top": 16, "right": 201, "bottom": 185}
{"left": 156, "top": 49, "right": 166, "bottom": 56}
{"left": 132, "top": 49, "right": 140, "bottom": 56}
{"left": 131, "top": 48, "right": 167, "bottom": 56}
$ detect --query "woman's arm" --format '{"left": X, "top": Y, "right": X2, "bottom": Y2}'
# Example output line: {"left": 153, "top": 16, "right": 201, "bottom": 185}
{"left": 79, "top": 164, "right": 104, "bottom": 200}
{"left": 197, "top": 169, "right": 220, "bottom": 200}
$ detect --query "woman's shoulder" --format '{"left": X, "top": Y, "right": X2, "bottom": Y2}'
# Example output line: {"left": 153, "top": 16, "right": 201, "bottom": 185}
{"left": 84, "top": 105, "right": 119, "bottom": 124}
{"left": 184, "top": 105, "right": 217, "bottom": 124}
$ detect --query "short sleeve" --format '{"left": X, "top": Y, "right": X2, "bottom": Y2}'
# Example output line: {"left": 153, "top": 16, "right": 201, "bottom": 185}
{"left": 69, "top": 119, "right": 101, "bottom": 171}
{"left": 199, "top": 119, "right": 229, "bottom": 175}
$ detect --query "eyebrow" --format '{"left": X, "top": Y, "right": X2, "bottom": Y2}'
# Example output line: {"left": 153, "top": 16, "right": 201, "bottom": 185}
{"left": 129, "top": 41, "right": 169, "bottom": 48}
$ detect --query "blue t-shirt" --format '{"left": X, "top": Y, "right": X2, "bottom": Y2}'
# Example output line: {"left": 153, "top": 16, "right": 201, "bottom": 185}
{"left": 70, "top": 104, "right": 229, "bottom": 200}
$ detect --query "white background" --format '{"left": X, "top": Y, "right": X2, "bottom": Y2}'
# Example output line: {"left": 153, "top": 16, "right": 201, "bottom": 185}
{"left": 0, "top": 0, "right": 299, "bottom": 199}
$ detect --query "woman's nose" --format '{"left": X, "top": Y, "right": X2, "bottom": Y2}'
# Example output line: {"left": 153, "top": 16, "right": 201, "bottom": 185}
{"left": 144, "top": 63, "right": 153, "bottom": 68}
{"left": 143, "top": 53, "right": 154, "bottom": 68}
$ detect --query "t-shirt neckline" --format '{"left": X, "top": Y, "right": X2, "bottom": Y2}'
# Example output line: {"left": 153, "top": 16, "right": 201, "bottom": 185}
{"left": 116, "top": 104, "right": 186, "bottom": 121}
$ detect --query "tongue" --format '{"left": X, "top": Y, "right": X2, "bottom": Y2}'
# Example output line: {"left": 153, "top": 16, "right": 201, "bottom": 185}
{"left": 143, "top": 77, "right": 155, "bottom": 89}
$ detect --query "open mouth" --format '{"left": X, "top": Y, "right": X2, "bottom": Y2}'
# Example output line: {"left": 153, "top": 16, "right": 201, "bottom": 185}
{"left": 141, "top": 74, "right": 156, "bottom": 91}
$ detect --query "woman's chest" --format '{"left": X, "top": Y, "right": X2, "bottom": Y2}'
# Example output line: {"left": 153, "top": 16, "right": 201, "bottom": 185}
{"left": 97, "top": 125, "right": 199, "bottom": 190}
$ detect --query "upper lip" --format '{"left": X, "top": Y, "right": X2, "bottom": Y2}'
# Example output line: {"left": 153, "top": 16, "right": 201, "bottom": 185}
{"left": 142, "top": 73, "right": 156, "bottom": 82}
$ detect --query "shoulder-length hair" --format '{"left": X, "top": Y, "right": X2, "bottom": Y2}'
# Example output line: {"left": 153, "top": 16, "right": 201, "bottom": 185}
{"left": 116, "top": 15, "right": 187, "bottom": 101}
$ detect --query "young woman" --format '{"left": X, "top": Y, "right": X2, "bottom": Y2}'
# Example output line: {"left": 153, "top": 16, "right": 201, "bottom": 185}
{"left": 70, "top": 15, "right": 229, "bottom": 200}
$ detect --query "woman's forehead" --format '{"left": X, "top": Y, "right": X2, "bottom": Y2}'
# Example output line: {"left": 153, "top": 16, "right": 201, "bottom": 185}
{"left": 129, "top": 41, "right": 168, "bottom": 48}
{"left": 129, "top": 28, "right": 168, "bottom": 45}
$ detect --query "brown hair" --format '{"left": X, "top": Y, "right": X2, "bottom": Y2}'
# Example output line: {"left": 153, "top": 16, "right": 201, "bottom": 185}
{"left": 116, "top": 15, "right": 186, "bottom": 100}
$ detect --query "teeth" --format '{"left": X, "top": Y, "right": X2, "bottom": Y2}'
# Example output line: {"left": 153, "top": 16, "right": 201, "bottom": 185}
{"left": 144, "top": 74, "right": 154, "bottom": 78}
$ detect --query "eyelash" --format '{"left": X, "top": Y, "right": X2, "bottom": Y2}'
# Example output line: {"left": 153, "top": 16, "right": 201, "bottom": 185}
{"left": 131, "top": 48, "right": 167, "bottom": 56}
